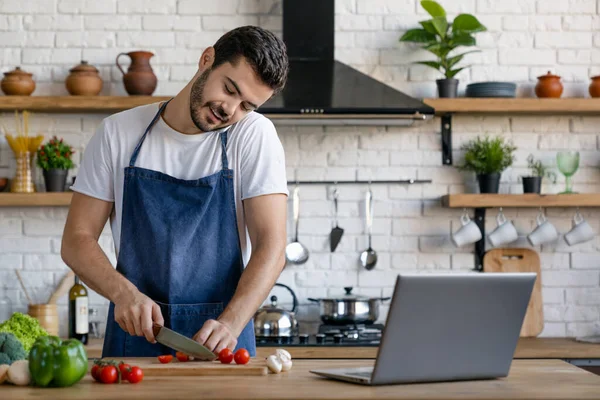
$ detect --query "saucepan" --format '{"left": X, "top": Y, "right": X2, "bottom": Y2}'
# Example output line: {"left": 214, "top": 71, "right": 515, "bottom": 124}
{"left": 308, "top": 287, "right": 390, "bottom": 325}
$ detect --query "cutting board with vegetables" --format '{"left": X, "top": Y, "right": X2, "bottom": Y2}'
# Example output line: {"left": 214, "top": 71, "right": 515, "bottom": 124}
{"left": 483, "top": 248, "right": 544, "bottom": 337}
{"left": 102, "top": 358, "right": 268, "bottom": 376}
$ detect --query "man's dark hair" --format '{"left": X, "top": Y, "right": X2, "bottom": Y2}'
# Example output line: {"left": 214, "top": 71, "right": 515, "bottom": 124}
{"left": 212, "top": 26, "right": 289, "bottom": 94}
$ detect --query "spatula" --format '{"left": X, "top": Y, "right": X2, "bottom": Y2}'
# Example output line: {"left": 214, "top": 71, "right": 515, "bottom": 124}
{"left": 329, "top": 187, "right": 344, "bottom": 252}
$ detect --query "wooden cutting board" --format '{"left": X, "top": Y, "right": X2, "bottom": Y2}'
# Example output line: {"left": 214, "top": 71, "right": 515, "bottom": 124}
{"left": 96, "top": 357, "right": 268, "bottom": 376}
{"left": 483, "top": 248, "right": 544, "bottom": 337}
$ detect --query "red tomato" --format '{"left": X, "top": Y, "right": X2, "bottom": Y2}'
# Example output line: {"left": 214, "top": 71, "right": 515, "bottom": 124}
{"left": 127, "top": 366, "right": 144, "bottom": 384}
{"left": 118, "top": 363, "right": 131, "bottom": 380}
{"left": 158, "top": 354, "right": 173, "bottom": 364}
{"left": 100, "top": 365, "right": 118, "bottom": 384}
{"left": 234, "top": 348, "right": 250, "bottom": 365}
{"left": 218, "top": 348, "right": 234, "bottom": 364}
{"left": 176, "top": 351, "right": 189, "bottom": 362}
{"left": 91, "top": 364, "right": 101, "bottom": 382}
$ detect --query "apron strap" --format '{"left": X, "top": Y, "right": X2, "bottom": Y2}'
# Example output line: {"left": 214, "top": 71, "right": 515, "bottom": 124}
{"left": 220, "top": 130, "right": 229, "bottom": 171}
{"left": 129, "top": 99, "right": 172, "bottom": 168}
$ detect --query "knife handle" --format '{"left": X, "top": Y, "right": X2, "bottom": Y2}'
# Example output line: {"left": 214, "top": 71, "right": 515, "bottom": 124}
{"left": 152, "top": 323, "right": 162, "bottom": 337}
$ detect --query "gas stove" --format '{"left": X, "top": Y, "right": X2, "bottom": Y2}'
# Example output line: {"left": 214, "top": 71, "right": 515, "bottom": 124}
{"left": 255, "top": 324, "right": 383, "bottom": 347}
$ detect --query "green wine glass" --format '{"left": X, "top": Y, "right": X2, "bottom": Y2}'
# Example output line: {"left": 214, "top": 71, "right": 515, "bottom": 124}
{"left": 556, "top": 151, "right": 580, "bottom": 194}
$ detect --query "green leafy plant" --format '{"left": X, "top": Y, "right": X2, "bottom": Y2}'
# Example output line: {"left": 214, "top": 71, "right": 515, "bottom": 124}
{"left": 458, "top": 135, "right": 516, "bottom": 175}
{"left": 36, "top": 136, "right": 75, "bottom": 171}
{"left": 526, "top": 154, "right": 557, "bottom": 182}
{"left": 399, "top": 0, "right": 487, "bottom": 79}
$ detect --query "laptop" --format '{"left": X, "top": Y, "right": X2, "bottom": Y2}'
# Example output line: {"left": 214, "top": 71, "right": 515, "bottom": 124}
{"left": 310, "top": 272, "right": 536, "bottom": 385}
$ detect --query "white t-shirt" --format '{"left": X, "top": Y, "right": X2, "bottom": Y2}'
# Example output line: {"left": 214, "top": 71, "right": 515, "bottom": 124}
{"left": 71, "top": 102, "right": 288, "bottom": 266}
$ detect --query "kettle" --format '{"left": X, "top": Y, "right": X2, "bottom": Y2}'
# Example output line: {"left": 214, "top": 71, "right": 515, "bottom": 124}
{"left": 254, "top": 283, "right": 299, "bottom": 338}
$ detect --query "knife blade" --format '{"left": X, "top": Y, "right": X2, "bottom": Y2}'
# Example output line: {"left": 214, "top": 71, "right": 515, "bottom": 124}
{"left": 152, "top": 324, "right": 217, "bottom": 361}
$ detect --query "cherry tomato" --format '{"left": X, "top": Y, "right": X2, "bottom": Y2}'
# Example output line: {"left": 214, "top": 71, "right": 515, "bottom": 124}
{"left": 118, "top": 363, "right": 131, "bottom": 380}
{"left": 158, "top": 354, "right": 173, "bottom": 364}
{"left": 234, "top": 348, "right": 250, "bottom": 365}
{"left": 127, "top": 366, "right": 144, "bottom": 384}
{"left": 176, "top": 351, "right": 189, "bottom": 362}
{"left": 91, "top": 364, "right": 101, "bottom": 382}
{"left": 218, "top": 348, "right": 234, "bottom": 364}
{"left": 100, "top": 365, "right": 118, "bottom": 384}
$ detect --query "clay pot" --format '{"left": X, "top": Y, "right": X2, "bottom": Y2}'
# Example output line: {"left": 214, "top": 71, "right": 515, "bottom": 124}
{"left": 65, "top": 60, "right": 103, "bottom": 96}
{"left": 535, "top": 71, "right": 563, "bottom": 98}
{"left": 1, "top": 66, "right": 36, "bottom": 96}
{"left": 116, "top": 51, "right": 157, "bottom": 96}
{"left": 589, "top": 76, "right": 600, "bottom": 98}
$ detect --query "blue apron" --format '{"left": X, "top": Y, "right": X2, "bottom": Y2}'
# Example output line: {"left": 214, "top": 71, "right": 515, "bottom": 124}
{"left": 102, "top": 99, "right": 256, "bottom": 357}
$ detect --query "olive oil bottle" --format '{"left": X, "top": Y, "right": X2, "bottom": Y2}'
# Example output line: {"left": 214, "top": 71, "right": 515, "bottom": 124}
{"left": 68, "top": 275, "right": 89, "bottom": 344}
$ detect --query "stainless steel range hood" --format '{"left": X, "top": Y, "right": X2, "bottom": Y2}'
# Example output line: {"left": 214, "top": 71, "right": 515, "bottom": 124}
{"left": 258, "top": 0, "right": 435, "bottom": 125}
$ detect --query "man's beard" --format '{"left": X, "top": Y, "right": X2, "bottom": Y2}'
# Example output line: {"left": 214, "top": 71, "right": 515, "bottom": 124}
{"left": 189, "top": 69, "right": 229, "bottom": 132}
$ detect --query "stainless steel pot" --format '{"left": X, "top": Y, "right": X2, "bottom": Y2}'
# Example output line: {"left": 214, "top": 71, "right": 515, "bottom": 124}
{"left": 253, "top": 283, "right": 299, "bottom": 337}
{"left": 308, "top": 287, "right": 390, "bottom": 325}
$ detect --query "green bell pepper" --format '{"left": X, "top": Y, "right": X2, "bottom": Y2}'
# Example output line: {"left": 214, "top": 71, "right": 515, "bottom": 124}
{"left": 28, "top": 336, "right": 88, "bottom": 387}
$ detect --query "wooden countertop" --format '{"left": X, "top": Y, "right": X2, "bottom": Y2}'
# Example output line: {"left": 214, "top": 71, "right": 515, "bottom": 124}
{"left": 3, "top": 359, "right": 600, "bottom": 399}
{"left": 84, "top": 337, "right": 600, "bottom": 359}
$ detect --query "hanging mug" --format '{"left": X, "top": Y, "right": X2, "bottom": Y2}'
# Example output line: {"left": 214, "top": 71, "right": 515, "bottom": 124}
{"left": 527, "top": 210, "right": 558, "bottom": 247}
{"left": 488, "top": 209, "right": 518, "bottom": 247}
{"left": 452, "top": 210, "right": 482, "bottom": 247}
{"left": 564, "top": 210, "right": 595, "bottom": 246}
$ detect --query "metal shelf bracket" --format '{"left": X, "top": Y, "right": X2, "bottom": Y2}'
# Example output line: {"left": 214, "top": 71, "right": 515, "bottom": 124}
{"left": 473, "top": 207, "right": 486, "bottom": 272}
{"left": 441, "top": 114, "right": 453, "bottom": 165}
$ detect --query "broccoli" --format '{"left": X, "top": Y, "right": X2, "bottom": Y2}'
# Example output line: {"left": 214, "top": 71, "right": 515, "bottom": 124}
{"left": 0, "top": 332, "right": 27, "bottom": 365}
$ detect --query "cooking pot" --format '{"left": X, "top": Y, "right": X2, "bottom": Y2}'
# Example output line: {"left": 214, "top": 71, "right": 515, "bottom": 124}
{"left": 308, "top": 287, "right": 390, "bottom": 325}
{"left": 254, "top": 283, "right": 299, "bottom": 338}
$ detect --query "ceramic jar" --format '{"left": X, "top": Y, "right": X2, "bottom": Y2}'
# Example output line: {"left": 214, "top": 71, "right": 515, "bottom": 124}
{"left": 65, "top": 60, "right": 103, "bottom": 96}
{"left": 116, "top": 51, "right": 157, "bottom": 96}
{"left": 535, "top": 71, "right": 563, "bottom": 98}
{"left": 1, "top": 67, "right": 36, "bottom": 96}
{"left": 589, "top": 76, "right": 600, "bottom": 98}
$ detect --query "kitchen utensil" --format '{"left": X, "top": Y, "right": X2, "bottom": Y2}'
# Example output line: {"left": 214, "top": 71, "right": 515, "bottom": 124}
{"left": 28, "top": 304, "right": 59, "bottom": 336}
{"left": 285, "top": 186, "right": 309, "bottom": 264}
{"left": 535, "top": 71, "right": 563, "bottom": 98}
{"left": 1, "top": 66, "right": 35, "bottom": 96}
{"left": 589, "top": 75, "right": 600, "bottom": 98}
{"left": 102, "top": 357, "right": 268, "bottom": 376}
{"left": 0, "top": 295, "right": 12, "bottom": 323}
{"left": 116, "top": 51, "right": 157, "bottom": 95}
{"left": 564, "top": 209, "right": 595, "bottom": 246}
{"left": 359, "top": 187, "right": 377, "bottom": 270}
{"left": 14, "top": 269, "right": 33, "bottom": 304}
{"left": 483, "top": 248, "right": 544, "bottom": 337}
{"left": 254, "top": 283, "right": 299, "bottom": 338}
{"left": 152, "top": 324, "right": 217, "bottom": 361}
{"left": 466, "top": 82, "right": 517, "bottom": 98}
{"left": 527, "top": 209, "right": 558, "bottom": 247}
{"left": 47, "top": 270, "right": 75, "bottom": 303}
{"left": 65, "top": 60, "right": 103, "bottom": 96}
{"left": 308, "top": 287, "right": 390, "bottom": 325}
{"left": 557, "top": 151, "right": 580, "bottom": 194}
{"left": 488, "top": 208, "right": 518, "bottom": 247}
{"left": 329, "top": 186, "right": 344, "bottom": 252}
{"left": 452, "top": 209, "right": 482, "bottom": 247}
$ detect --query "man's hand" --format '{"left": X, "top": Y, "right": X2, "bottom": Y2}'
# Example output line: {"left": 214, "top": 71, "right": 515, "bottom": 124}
{"left": 193, "top": 319, "right": 238, "bottom": 354}
{"left": 113, "top": 290, "right": 164, "bottom": 344}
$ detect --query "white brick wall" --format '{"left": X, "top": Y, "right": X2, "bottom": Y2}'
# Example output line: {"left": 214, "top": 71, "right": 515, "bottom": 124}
{"left": 1, "top": 0, "right": 600, "bottom": 338}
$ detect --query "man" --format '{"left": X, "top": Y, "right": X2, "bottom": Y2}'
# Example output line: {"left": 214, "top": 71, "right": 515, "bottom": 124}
{"left": 61, "top": 26, "right": 289, "bottom": 358}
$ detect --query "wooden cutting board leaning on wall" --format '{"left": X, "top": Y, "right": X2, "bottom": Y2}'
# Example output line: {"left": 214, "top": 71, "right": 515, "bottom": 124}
{"left": 483, "top": 248, "right": 544, "bottom": 337}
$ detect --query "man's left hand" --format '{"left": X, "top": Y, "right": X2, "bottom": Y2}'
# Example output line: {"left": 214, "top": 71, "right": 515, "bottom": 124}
{"left": 193, "top": 319, "right": 238, "bottom": 354}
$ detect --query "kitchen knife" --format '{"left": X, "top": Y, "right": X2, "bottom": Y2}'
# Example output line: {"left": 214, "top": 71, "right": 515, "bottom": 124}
{"left": 152, "top": 324, "right": 217, "bottom": 361}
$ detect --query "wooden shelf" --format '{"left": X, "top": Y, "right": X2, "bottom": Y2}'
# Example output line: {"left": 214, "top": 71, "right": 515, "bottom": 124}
{"left": 2, "top": 96, "right": 600, "bottom": 115}
{"left": 442, "top": 194, "right": 600, "bottom": 208}
{"left": 0, "top": 192, "right": 72, "bottom": 206}
{"left": 0, "top": 96, "right": 171, "bottom": 113}
{"left": 423, "top": 98, "right": 600, "bottom": 115}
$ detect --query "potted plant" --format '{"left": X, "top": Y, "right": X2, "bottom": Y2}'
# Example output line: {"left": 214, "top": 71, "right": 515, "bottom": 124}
{"left": 36, "top": 136, "right": 75, "bottom": 192}
{"left": 522, "top": 154, "right": 557, "bottom": 194}
{"left": 398, "top": 0, "right": 487, "bottom": 98}
{"left": 458, "top": 135, "right": 516, "bottom": 194}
